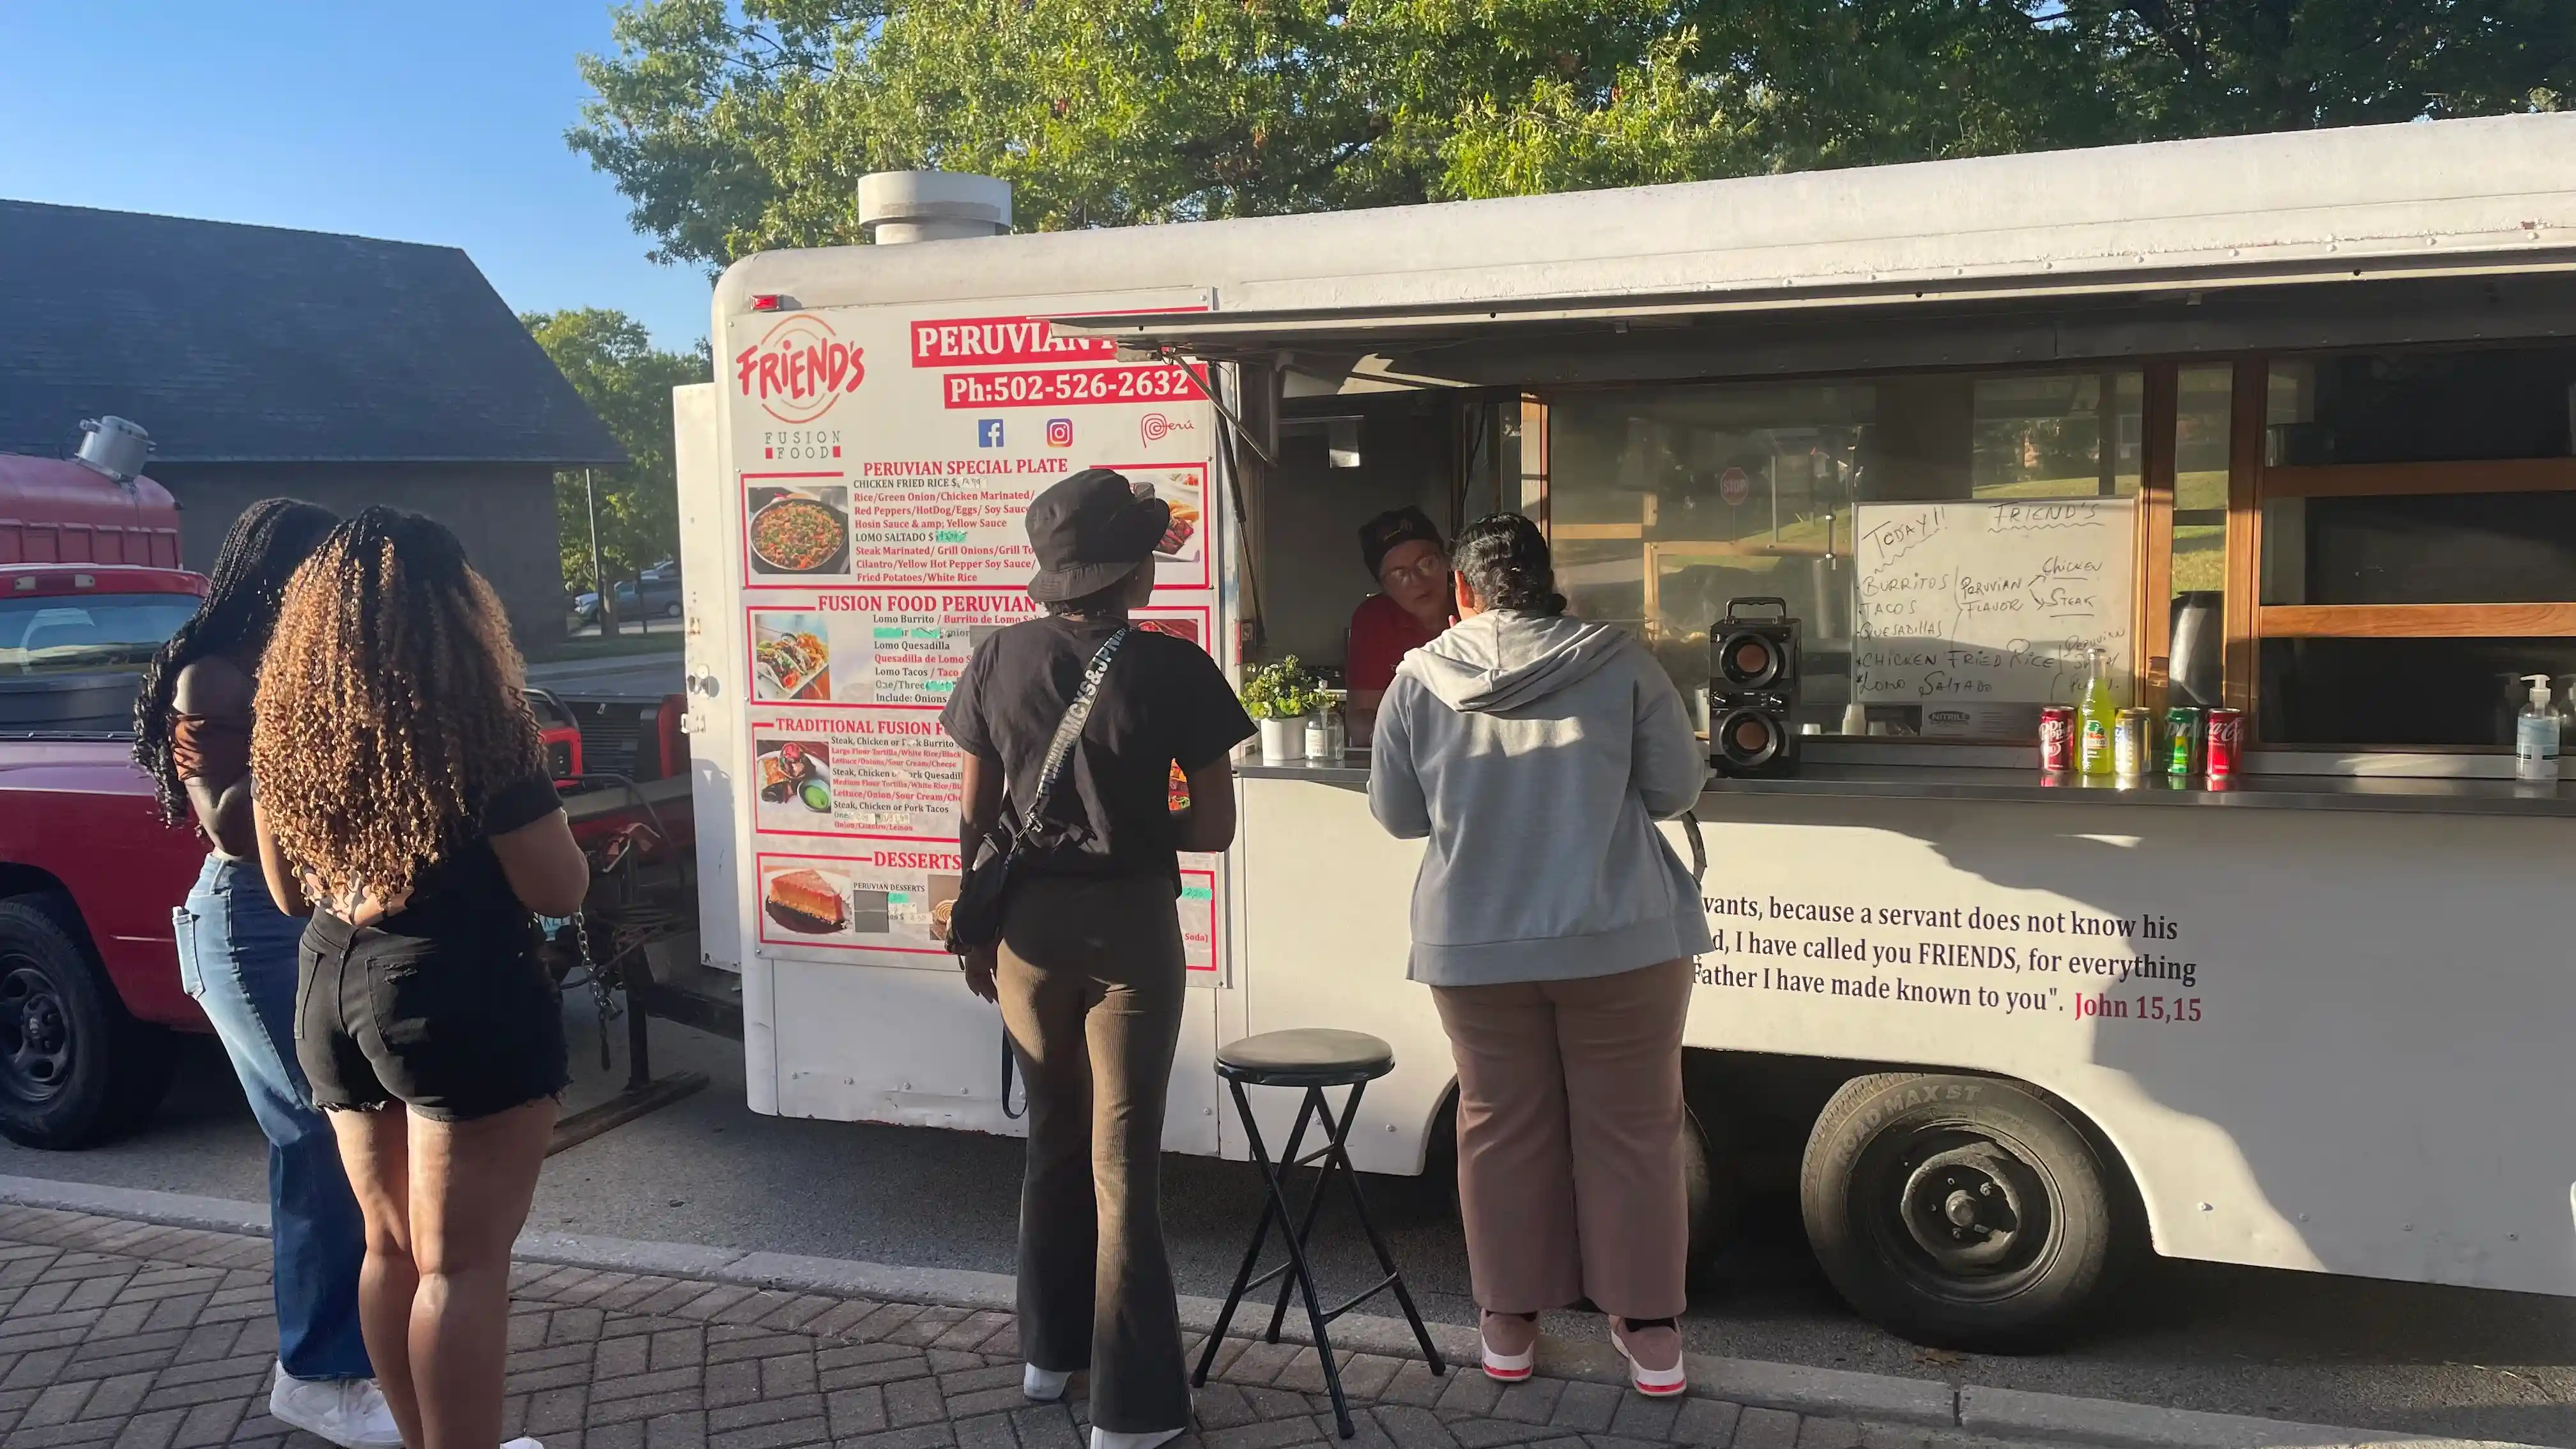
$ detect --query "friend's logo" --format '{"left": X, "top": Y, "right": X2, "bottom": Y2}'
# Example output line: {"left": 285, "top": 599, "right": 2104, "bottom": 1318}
{"left": 733, "top": 314, "right": 864, "bottom": 424}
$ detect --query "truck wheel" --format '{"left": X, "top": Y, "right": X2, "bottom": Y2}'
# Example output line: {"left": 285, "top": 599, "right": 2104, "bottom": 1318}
{"left": 0, "top": 895, "right": 171, "bottom": 1149}
{"left": 663, "top": 600, "right": 684, "bottom": 619}
{"left": 1800, "top": 1072, "right": 2119, "bottom": 1351}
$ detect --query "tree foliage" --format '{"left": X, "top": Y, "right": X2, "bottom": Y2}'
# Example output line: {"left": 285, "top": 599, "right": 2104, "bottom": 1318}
{"left": 523, "top": 309, "right": 710, "bottom": 592}
{"left": 568, "top": 1, "right": 2576, "bottom": 270}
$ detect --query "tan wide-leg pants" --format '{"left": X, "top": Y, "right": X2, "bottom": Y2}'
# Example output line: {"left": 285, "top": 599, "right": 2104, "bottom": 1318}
{"left": 997, "top": 873, "right": 1191, "bottom": 1434}
{"left": 1430, "top": 958, "right": 1693, "bottom": 1320}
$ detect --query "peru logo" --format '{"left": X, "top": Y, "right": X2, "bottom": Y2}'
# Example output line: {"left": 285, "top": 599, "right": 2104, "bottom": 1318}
{"left": 734, "top": 314, "right": 866, "bottom": 424}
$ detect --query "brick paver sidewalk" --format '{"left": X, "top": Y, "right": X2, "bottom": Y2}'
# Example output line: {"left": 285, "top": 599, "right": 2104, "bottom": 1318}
{"left": 0, "top": 1205, "right": 2043, "bottom": 1449}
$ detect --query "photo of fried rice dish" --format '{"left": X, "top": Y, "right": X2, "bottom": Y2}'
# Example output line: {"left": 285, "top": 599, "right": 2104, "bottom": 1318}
{"left": 750, "top": 493, "right": 847, "bottom": 574}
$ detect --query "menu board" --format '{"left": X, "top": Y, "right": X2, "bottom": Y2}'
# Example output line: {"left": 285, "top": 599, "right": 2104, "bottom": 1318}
{"left": 727, "top": 293, "right": 1227, "bottom": 976}
{"left": 1851, "top": 498, "right": 2135, "bottom": 709}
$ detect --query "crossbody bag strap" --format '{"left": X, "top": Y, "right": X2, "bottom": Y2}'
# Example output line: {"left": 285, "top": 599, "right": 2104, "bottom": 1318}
{"left": 1018, "top": 625, "right": 1132, "bottom": 839}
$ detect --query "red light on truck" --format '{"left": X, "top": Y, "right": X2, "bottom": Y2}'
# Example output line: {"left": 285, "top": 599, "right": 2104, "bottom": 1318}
{"left": 751, "top": 293, "right": 785, "bottom": 312}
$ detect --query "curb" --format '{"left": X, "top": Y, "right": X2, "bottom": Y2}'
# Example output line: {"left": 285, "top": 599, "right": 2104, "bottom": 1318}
{"left": 0, "top": 1174, "right": 2540, "bottom": 1449}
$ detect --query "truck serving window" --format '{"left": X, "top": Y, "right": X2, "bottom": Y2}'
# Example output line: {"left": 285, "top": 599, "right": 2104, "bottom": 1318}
{"left": 0, "top": 595, "right": 200, "bottom": 677}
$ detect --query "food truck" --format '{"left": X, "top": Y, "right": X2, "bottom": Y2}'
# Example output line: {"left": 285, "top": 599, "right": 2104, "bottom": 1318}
{"left": 673, "top": 116, "right": 2576, "bottom": 1349}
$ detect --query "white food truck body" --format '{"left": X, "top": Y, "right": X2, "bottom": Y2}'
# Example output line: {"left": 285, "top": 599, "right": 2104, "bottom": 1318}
{"left": 679, "top": 113, "right": 2576, "bottom": 1342}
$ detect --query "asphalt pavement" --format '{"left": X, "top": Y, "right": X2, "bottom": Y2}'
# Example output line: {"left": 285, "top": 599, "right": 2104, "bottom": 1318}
{"left": 526, "top": 648, "right": 687, "bottom": 699}
{"left": 8, "top": 1001, "right": 2574, "bottom": 1443}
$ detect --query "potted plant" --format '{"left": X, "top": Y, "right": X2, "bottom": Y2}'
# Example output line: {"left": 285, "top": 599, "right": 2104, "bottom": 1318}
{"left": 1242, "top": 657, "right": 1322, "bottom": 763}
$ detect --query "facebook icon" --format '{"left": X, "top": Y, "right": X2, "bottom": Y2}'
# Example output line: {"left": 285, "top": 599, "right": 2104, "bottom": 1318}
{"left": 977, "top": 418, "right": 1005, "bottom": 448}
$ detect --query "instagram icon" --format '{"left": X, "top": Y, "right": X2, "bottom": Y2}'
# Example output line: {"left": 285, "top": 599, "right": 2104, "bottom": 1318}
{"left": 1044, "top": 418, "right": 1074, "bottom": 448}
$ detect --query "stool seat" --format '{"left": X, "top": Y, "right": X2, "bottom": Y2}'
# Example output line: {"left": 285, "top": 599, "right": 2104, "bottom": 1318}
{"left": 1217, "top": 1029, "right": 1395, "bottom": 1088}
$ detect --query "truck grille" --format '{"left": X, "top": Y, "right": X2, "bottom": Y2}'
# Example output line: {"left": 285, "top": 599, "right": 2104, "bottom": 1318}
{"left": 570, "top": 700, "right": 655, "bottom": 780}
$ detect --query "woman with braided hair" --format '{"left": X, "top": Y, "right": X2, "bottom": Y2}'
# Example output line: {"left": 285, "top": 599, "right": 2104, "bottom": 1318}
{"left": 251, "top": 507, "right": 589, "bottom": 1449}
{"left": 136, "top": 498, "right": 401, "bottom": 1448}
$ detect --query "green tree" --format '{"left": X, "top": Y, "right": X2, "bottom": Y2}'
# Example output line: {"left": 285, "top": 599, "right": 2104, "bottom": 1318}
{"left": 523, "top": 308, "right": 710, "bottom": 596}
{"left": 569, "top": 1, "right": 2575, "bottom": 271}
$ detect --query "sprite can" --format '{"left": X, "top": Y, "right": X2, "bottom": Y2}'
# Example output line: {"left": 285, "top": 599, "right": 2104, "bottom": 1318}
{"left": 2165, "top": 706, "right": 2204, "bottom": 778}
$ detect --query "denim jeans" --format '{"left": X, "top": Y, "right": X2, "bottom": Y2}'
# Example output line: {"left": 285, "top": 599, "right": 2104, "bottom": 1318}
{"left": 174, "top": 854, "right": 372, "bottom": 1381}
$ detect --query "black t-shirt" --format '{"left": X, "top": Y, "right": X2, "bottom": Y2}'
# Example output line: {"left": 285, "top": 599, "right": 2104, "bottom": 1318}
{"left": 941, "top": 615, "right": 1255, "bottom": 890}
{"left": 368, "top": 774, "right": 566, "bottom": 944}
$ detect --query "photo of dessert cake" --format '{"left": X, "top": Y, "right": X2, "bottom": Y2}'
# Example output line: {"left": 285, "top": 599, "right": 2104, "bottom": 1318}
{"left": 763, "top": 866, "right": 850, "bottom": 935}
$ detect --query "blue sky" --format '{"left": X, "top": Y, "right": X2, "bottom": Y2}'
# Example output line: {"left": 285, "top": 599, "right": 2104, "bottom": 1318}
{"left": 0, "top": 2, "right": 714, "bottom": 352}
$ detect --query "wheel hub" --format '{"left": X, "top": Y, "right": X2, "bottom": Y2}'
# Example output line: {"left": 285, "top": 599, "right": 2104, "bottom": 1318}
{"left": 1899, "top": 1145, "right": 2032, "bottom": 1272}
{"left": 0, "top": 963, "right": 73, "bottom": 1100}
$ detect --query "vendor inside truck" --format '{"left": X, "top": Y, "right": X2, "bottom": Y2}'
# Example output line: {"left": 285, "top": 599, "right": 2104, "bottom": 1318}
{"left": 1344, "top": 505, "right": 1452, "bottom": 743}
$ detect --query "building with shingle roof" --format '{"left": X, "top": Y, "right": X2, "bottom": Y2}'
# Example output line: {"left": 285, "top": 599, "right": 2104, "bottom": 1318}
{"left": 0, "top": 199, "right": 623, "bottom": 638}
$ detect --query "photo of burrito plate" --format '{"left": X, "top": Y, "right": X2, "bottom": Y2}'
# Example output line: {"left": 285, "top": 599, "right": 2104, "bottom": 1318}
{"left": 764, "top": 867, "right": 849, "bottom": 935}
{"left": 757, "top": 740, "right": 832, "bottom": 813}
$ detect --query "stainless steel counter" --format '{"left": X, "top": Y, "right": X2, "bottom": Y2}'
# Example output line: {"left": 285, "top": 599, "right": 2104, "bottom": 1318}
{"left": 1237, "top": 754, "right": 2576, "bottom": 818}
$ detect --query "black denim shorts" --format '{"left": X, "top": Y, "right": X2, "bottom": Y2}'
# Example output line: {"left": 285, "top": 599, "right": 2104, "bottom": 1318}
{"left": 295, "top": 911, "right": 569, "bottom": 1123}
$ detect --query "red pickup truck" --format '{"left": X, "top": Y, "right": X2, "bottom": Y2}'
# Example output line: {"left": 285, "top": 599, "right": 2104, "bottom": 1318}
{"left": 0, "top": 562, "right": 675, "bottom": 1149}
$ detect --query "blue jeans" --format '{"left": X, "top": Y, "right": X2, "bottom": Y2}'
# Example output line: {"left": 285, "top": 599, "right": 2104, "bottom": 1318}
{"left": 174, "top": 854, "right": 372, "bottom": 1381}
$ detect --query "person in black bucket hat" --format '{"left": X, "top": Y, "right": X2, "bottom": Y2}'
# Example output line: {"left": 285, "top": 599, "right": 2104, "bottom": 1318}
{"left": 1025, "top": 467, "right": 1171, "bottom": 602}
{"left": 940, "top": 466, "right": 1255, "bottom": 1449}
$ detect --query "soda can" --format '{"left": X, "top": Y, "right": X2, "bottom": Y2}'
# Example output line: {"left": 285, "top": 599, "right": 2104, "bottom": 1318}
{"left": 2114, "top": 708, "right": 2152, "bottom": 776}
{"left": 2164, "top": 706, "right": 2204, "bottom": 777}
{"left": 2039, "top": 706, "right": 2076, "bottom": 772}
{"left": 2205, "top": 708, "right": 2244, "bottom": 781}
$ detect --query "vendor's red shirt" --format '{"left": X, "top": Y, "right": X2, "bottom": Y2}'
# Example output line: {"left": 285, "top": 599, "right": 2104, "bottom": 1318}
{"left": 1346, "top": 592, "right": 1446, "bottom": 694}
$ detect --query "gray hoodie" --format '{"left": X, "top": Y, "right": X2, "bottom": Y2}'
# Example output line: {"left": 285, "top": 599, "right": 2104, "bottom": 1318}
{"left": 1368, "top": 610, "right": 1713, "bottom": 987}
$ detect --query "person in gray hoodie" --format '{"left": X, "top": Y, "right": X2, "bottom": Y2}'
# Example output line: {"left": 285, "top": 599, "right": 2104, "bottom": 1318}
{"left": 1368, "top": 512, "right": 1710, "bottom": 1397}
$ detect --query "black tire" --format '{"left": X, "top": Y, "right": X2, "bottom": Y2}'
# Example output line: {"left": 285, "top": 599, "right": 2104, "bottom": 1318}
{"left": 1800, "top": 1072, "right": 2120, "bottom": 1351}
{"left": 663, "top": 600, "right": 684, "bottom": 619}
{"left": 0, "top": 894, "right": 172, "bottom": 1149}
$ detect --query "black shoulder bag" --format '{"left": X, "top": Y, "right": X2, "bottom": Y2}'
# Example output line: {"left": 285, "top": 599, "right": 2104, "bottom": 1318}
{"left": 944, "top": 625, "right": 1133, "bottom": 954}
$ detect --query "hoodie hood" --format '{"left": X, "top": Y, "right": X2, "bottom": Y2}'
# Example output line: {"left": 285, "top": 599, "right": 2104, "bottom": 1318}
{"left": 1399, "top": 610, "right": 1632, "bottom": 713}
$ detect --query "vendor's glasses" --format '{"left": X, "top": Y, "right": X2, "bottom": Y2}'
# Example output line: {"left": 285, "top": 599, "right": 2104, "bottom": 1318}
{"left": 1381, "top": 555, "right": 1450, "bottom": 588}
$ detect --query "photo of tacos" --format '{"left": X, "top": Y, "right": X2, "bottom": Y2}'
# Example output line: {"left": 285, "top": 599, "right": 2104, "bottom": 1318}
{"left": 749, "top": 486, "right": 851, "bottom": 576}
{"left": 753, "top": 613, "right": 832, "bottom": 701}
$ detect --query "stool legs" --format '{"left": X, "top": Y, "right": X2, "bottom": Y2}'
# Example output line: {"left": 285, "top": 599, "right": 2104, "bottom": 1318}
{"left": 1197, "top": 1078, "right": 1447, "bottom": 1441}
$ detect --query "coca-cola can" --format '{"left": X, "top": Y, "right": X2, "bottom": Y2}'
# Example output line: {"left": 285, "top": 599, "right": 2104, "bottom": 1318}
{"left": 2205, "top": 708, "right": 2244, "bottom": 781}
{"left": 2039, "top": 706, "right": 2076, "bottom": 772}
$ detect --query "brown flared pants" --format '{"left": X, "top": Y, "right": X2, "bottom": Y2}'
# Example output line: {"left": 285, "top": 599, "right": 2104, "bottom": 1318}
{"left": 997, "top": 873, "right": 1192, "bottom": 1434}
{"left": 1430, "top": 958, "right": 1693, "bottom": 1321}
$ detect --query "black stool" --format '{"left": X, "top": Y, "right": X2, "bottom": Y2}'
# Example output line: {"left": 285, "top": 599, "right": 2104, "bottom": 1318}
{"left": 1197, "top": 1029, "right": 1446, "bottom": 1438}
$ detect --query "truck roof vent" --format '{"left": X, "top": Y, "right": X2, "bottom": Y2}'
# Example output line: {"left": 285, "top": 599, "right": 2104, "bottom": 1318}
{"left": 72, "top": 416, "right": 153, "bottom": 483}
{"left": 857, "top": 171, "right": 1012, "bottom": 245}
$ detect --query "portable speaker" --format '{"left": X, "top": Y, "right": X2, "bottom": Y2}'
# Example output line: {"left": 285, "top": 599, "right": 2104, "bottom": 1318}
{"left": 1709, "top": 597, "right": 1800, "bottom": 778}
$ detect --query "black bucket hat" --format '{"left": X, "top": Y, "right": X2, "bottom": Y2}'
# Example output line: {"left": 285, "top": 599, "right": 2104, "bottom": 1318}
{"left": 1025, "top": 468, "right": 1170, "bottom": 602}
{"left": 1359, "top": 505, "right": 1445, "bottom": 579}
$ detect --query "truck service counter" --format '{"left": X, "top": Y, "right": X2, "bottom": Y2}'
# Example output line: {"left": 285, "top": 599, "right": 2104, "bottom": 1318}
{"left": 1238, "top": 753, "right": 2576, "bottom": 818}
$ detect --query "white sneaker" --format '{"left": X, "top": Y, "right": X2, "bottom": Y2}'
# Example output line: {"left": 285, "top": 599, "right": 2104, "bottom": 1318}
{"left": 1025, "top": 1364, "right": 1073, "bottom": 1402}
{"left": 268, "top": 1365, "right": 404, "bottom": 1448}
{"left": 503, "top": 1439, "right": 546, "bottom": 1448}
{"left": 1091, "top": 1430, "right": 1184, "bottom": 1449}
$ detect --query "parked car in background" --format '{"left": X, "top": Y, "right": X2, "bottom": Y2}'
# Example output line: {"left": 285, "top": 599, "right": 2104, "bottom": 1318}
{"left": 570, "top": 564, "right": 684, "bottom": 627}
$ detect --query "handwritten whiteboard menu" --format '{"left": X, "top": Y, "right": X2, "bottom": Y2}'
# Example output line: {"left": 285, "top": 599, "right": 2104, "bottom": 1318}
{"left": 1851, "top": 498, "right": 2135, "bottom": 710}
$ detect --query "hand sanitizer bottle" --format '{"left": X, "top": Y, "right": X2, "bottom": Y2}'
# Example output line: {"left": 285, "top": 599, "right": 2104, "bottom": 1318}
{"left": 2515, "top": 673, "right": 2561, "bottom": 783}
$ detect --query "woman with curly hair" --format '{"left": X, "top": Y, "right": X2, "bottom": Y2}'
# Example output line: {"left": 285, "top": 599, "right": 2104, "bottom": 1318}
{"left": 135, "top": 498, "right": 401, "bottom": 1448}
{"left": 251, "top": 507, "right": 590, "bottom": 1449}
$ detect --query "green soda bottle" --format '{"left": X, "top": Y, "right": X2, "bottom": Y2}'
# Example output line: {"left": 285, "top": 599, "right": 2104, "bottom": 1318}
{"left": 2077, "top": 645, "right": 2119, "bottom": 776}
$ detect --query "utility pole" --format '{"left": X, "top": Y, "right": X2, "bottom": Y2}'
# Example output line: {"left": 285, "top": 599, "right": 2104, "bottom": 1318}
{"left": 585, "top": 467, "right": 614, "bottom": 634}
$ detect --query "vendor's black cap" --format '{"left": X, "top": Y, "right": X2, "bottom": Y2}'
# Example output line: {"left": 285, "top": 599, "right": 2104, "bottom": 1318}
{"left": 1025, "top": 468, "right": 1170, "bottom": 602}
{"left": 1360, "top": 505, "right": 1445, "bottom": 579}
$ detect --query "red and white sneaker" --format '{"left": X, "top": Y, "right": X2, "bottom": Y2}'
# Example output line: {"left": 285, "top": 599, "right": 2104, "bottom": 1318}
{"left": 1610, "top": 1318, "right": 1685, "bottom": 1397}
{"left": 1480, "top": 1310, "right": 1538, "bottom": 1381}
